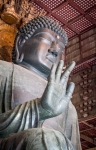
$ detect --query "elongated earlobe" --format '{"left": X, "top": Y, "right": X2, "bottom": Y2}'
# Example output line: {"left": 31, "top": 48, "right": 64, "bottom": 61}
{"left": 16, "top": 53, "right": 24, "bottom": 64}
{"left": 15, "top": 34, "right": 25, "bottom": 64}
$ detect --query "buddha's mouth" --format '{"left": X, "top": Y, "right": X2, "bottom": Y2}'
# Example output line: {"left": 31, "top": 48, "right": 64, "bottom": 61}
{"left": 46, "top": 54, "right": 56, "bottom": 63}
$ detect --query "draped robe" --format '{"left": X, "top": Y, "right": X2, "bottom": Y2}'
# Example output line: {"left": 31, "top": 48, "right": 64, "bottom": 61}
{"left": 0, "top": 60, "right": 81, "bottom": 150}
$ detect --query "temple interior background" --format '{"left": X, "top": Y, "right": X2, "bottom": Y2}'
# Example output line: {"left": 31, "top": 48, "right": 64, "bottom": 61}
{"left": 0, "top": 0, "right": 96, "bottom": 149}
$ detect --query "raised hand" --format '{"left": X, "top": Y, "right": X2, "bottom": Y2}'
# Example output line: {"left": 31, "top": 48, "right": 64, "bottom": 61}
{"left": 38, "top": 60, "right": 75, "bottom": 121}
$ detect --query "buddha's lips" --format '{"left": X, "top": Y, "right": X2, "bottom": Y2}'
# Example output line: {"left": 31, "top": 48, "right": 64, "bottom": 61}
{"left": 46, "top": 54, "right": 56, "bottom": 63}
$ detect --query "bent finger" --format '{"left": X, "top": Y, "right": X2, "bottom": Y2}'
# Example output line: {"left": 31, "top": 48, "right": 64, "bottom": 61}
{"left": 60, "top": 61, "right": 75, "bottom": 84}
{"left": 66, "top": 82, "right": 75, "bottom": 98}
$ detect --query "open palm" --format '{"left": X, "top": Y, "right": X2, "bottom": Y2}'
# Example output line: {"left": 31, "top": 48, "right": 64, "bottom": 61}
{"left": 39, "top": 60, "right": 75, "bottom": 120}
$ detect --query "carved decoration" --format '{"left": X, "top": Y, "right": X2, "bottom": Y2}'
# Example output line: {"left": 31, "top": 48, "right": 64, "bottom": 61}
{"left": 0, "top": 23, "right": 17, "bottom": 61}
{"left": 0, "top": 0, "right": 19, "bottom": 24}
{"left": 0, "top": 0, "right": 46, "bottom": 62}
{"left": 0, "top": 0, "right": 46, "bottom": 27}
{"left": 76, "top": 68, "right": 96, "bottom": 118}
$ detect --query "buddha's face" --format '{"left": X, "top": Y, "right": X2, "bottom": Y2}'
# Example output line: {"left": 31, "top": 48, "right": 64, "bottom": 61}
{"left": 17, "top": 28, "right": 65, "bottom": 79}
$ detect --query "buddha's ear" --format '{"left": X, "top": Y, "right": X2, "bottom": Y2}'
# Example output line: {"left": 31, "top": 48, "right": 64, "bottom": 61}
{"left": 15, "top": 34, "right": 25, "bottom": 64}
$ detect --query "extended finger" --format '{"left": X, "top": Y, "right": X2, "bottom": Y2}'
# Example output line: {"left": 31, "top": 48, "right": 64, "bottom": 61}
{"left": 66, "top": 82, "right": 75, "bottom": 99}
{"left": 60, "top": 61, "right": 75, "bottom": 84}
{"left": 48, "top": 63, "right": 57, "bottom": 82}
{"left": 55, "top": 60, "right": 64, "bottom": 83}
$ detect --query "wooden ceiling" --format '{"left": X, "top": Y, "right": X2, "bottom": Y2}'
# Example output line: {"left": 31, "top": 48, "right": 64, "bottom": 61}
{"left": 30, "top": 0, "right": 96, "bottom": 40}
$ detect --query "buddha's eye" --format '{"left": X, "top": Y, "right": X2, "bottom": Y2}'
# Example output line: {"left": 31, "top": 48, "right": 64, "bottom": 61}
{"left": 40, "top": 37, "right": 51, "bottom": 45}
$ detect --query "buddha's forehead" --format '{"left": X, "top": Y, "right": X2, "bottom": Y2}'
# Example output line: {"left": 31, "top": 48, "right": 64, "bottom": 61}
{"left": 33, "top": 28, "right": 64, "bottom": 45}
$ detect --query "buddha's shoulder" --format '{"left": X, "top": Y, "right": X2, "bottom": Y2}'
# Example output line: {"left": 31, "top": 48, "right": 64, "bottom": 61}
{"left": 0, "top": 60, "right": 24, "bottom": 69}
{"left": 0, "top": 60, "right": 45, "bottom": 80}
{"left": 0, "top": 60, "right": 12, "bottom": 67}
{"left": 0, "top": 60, "right": 12, "bottom": 71}
{"left": 0, "top": 60, "right": 25, "bottom": 74}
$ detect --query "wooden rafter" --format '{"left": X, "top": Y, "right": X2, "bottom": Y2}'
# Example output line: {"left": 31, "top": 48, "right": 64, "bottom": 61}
{"left": 79, "top": 35, "right": 83, "bottom": 60}
{"left": 79, "top": 115, "right": 96, "bottom": 123}
{"left": 52, "top": 13, "right": 80, "bottom": 34}
{"left": 84, "top": 63, "right": 91, "bottom": 69}
{"left": 67, "top": 0, "right": 96, "bottom": 25}
{"left": 86, "top": 5, "right": 96, "bottom": 13}
{"left": 85, "top": 14, "right": 96, "bottom": 25}
{"left": 66, "top": 5, "right": 96, "bottom": 26}
{"left": 81, "top": 134, "right": 96, "bottom": 145}
{"left": 82, "top": 122, "right": 94, "bottom": 128}
{"left": 81, "top": 144, "right": 89, "bottom": 149}
{"left": 51, "top": 1, "right": 68, "bottom": 13}
{"left": 80, "top": 24, "right": 96, "bottom": 35}
{"left": 31, "top": 0, "right": 96, "bottom": 40}
{"left": 71, "top": 55, "right": 96, "bottom": 75}
{"left": 32, "top": 0, "right": 51, "bottom": 13}
{"left": 67, "top": 0, "right": 84, "bottom": 14}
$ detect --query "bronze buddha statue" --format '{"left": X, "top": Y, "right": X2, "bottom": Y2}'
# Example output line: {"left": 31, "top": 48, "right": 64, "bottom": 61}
{"left": 0, "top": 16, "right": 81, "bottom": 150}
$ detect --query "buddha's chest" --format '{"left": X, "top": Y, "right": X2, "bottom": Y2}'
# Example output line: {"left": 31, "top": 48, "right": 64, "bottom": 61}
{"left": 13, "top": 67, "right": 47, "bottom": 107}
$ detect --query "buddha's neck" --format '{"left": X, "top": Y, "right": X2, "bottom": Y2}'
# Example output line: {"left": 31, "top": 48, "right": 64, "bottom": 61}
{"left": 18, "top": 61, "right": 48, "bottom": 81}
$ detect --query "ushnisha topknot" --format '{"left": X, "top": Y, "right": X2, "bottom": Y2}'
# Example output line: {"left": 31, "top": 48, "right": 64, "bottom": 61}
{"left": 12, "top": 16, "right": 68, "bottom": 63}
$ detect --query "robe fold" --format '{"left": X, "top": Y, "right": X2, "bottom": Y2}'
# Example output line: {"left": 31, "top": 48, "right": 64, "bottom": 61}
{"left": 0, "top": 60, "right": 81, "bottom": 150}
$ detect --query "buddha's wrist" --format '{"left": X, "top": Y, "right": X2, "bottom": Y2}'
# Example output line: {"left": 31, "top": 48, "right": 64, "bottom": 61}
{"left": 37, "top": 99, "right": 53, "bottom": 121}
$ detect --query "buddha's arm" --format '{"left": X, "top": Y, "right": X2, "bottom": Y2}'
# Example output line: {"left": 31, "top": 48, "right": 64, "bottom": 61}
{"left": 0, "top": 60, "right": 76, "bottom": 144}
{"left": 0, "top": 99, "right": 40, "bottom": 138}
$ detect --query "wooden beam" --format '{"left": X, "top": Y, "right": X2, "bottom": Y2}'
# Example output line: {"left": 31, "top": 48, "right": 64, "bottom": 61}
{"left": 71, "top": 55, "right": 96, "bottom": 75}
{"left": 67, "top": 0, "right": 85, "bottom": 14}
{"left": 51, "top": 13, "right": 66, "bottom": 24}
{"left": 68, "top": 34, "right": 78, "bottom": 41}
{"left": 67, "top": 24, "right": 95, "bottom": 40}
{"left": 85, "top": 14, "right": 96, "bottom": 25}
{"left": 80, "top": 127, "right": 96, "bottom": 133}
{"left": 47, "top": 1, "right": 68, "bottom": 16}
{"left": 67, "top": 14, "right": 83, "bottom": 25}
{"left": 79, "top": 35, "right": 83, "bottom": 59}
{"left": 82, "top": 47, "right": 96, "bottom": 57}
{"left": 86, "top": 5, "right": 96, "bottom": 13}
{"left": 80, "top": 134, "right": 96, "bottom": 145}
{"left": 73, "top": 55, "right": 96, "bottom": 67}
{"left": 79, "top": 115, "right": 96, "bottom": 123}
{"left": 64, "top": 5, "right": 96, "bottom": 26}
{"left": 33, "top": 0, "right": 51, "bottom": 13}
{"left": 52, "top": 13, "right": 79, "bottom": 34}
{"left": 66, "top": 24, "right": 80, "bottom": 34}
{"left": 32, "top": 0, "right": 95, "bottom": 39}
{"left": 86, "top": 147, "right": 96, "bottom": 150}
{"left": 82, "top": 122, "right": 94, "bottom": 128}
{"left": 84, "top": 63, "right": 91, "bottom": 69}
{"left": 52, "top": 1, "right": 68, "bottom": 13}
{"left": 81, "top": 144, "right": 89, "bottom": 149}
{"left": 67, "top": 34, "right": 96, "bottom": 49}
{"left": 67, "top": 0, "right": 96, "bottom": 24}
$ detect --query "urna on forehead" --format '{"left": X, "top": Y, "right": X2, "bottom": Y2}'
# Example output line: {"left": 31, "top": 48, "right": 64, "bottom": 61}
{"left": 33, "top": 28, "right": 65, "bottom": 46}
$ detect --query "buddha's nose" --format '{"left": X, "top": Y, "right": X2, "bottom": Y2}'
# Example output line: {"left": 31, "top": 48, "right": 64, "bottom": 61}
{"left": 48, "top": 49, "right": 58, "bottom": 57}
{"left": 48, "top": 41, "right": 58, "bottom": 57}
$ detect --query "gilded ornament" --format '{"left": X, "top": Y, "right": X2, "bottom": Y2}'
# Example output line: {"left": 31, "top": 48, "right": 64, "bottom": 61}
{"left": 0, "top": 24, "right": 17, "bottom": 61}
